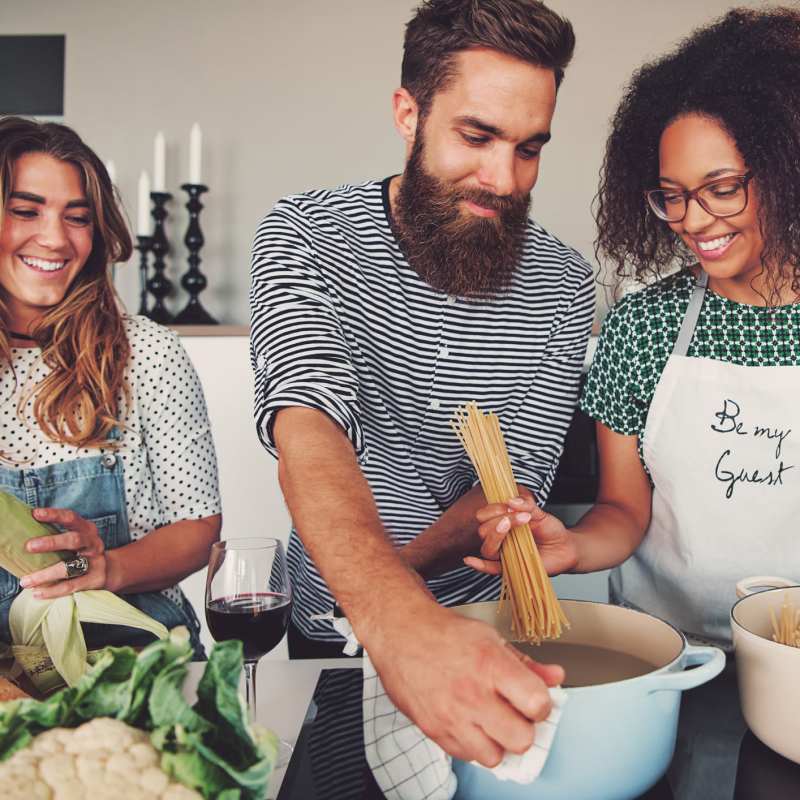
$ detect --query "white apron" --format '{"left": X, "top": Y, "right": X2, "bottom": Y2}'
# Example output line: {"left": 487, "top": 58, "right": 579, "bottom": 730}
{"left": 609, "top": 270, "right": 800, "bottom": 647}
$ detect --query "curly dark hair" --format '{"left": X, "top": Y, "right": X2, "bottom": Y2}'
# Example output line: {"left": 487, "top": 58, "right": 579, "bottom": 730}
{"left": 402, "top": 0, "right": 575, "bottom": 119}
{"left": 595, "top": 7, "right": 800, "bottom": 304}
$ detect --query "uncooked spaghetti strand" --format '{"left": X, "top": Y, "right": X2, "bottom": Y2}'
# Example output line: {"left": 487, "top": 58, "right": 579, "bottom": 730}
{"left": 771, "top": 593, "right": 800, "bottom": 647}
{"left": 487, "top": 415, "right": 517, "bottom": 497}
{"left": 513, "top": 530, "right": 544, "bottom": 618}
{"left": 503, "top": 537, "right": 539, "bottom": 632}
{"left": 452, "top": 402, "right": 569, "bottom": 642}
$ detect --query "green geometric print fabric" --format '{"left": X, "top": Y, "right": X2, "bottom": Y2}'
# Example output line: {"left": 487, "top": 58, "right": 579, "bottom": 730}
{"left": 580, "top": 268, "right": 800, "bottom": 452}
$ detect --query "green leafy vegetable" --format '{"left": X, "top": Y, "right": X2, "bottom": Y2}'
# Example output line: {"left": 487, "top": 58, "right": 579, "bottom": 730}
{"left": 0, "top": 627, "right": 276, "bottom": 799}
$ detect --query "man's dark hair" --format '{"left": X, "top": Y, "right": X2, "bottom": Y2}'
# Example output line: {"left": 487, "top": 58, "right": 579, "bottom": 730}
{"left": 595, "top": 7, "right": 800, "bottom": 305}
{"left": 402, "top": 0, "right": 575, "bottom": 118}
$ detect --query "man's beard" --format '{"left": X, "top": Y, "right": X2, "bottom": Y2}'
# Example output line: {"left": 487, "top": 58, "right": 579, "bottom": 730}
{"left": 392, "top": 136, "right": 531, "bottom": 299}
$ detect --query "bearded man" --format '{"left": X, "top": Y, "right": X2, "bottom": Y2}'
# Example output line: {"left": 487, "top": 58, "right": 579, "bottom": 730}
{"left": 249, "top": 0, "right": 593, "bottom": 769}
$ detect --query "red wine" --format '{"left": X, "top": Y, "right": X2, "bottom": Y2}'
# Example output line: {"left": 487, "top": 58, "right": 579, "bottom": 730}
{"left": 206, "top": 593, "right": 292, "bottom": 660}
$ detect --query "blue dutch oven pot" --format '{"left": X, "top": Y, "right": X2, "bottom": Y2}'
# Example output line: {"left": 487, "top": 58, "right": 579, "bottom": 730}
{"left": 452, "top": 599, "right": 725, "bottom": 800}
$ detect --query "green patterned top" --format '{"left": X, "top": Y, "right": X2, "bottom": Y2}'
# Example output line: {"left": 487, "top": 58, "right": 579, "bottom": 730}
{"left": 580, "top": 268, "right": 800, "bottom": 463}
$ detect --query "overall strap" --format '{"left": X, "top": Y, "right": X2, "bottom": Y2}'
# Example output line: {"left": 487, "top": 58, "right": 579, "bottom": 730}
{"left": 672, "top": 270, "right": 709, "bottom": 358}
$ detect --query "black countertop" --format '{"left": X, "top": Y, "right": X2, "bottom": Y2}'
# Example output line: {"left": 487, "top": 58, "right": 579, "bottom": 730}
{"left": 276, "top": 667, "right": 800, "bottom": 800}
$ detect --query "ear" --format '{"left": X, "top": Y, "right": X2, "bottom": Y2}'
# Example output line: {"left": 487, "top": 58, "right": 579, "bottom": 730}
{"left": 392, "top": 88, "right": 419, "bottom": 147}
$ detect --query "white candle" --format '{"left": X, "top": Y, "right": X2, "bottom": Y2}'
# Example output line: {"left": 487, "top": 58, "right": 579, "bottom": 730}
{"left": 153, "top": 132, "right": 166, "bottom": 192}
{"left": 189, "top": 123, "right": 202, "bottom": 184}
{"left": 137, "top": 171, "right": 151, "bottom": 236}
{"left": 105, "top": 159, "right": 117, "bottom": 185}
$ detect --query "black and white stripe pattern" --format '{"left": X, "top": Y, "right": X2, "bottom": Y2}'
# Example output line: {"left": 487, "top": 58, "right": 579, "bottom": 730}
{"left": 250, "top": 178, "right": 594, "bottom": 641}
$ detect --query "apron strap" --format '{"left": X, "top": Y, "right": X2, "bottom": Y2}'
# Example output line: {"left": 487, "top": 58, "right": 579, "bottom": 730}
{"left": 672, "top": 270, "right": 709, "bottom": 358}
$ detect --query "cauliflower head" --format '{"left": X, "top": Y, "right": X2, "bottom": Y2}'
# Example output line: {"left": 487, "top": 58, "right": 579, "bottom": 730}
{"left": 0, "top": 717, "right": 202, "bottom": 800}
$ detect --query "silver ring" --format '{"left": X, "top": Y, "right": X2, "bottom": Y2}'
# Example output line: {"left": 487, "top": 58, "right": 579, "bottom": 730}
{"left": 64, "top": 555, "right": 90, "bottom": 579}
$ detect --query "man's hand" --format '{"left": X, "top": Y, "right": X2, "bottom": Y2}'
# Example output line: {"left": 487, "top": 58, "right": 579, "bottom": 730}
{"left": 464, "top": 491, "right": 578, "bottom": 577}
{"left": 274, "top": 409, "right": 566, "bottom": 764}
{"left": 366, "top": 599, "right": 564, "bottom": 766}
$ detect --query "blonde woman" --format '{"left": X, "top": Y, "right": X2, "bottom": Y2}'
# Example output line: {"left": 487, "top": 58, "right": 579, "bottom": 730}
{"left": 0, "top": 117, "right": 221, "bottom": 658}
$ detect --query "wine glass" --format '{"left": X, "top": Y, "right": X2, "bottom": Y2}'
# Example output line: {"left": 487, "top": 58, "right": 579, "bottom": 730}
{"left": 205, "top": 537, "right": 293, "bottom": 762}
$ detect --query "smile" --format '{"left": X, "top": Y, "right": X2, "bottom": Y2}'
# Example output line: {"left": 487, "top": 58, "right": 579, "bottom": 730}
{"left": 694, "top": 233, "right": 737, "bottom": 256}
{"left": 19, "top": 255, "right": 68, "bottom": 273}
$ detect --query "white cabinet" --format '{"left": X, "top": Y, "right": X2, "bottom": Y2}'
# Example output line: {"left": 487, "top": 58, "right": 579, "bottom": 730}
{"left": 178, "top": 332, "right": 291, "bottom": 658}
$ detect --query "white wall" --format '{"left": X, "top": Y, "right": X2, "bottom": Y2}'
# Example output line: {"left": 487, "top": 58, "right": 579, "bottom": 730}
{"left": 4, "top": 0, "right": 770, "bottom": 324}
{"left": 179, "top": 334, "right": 291, "bottom": 657}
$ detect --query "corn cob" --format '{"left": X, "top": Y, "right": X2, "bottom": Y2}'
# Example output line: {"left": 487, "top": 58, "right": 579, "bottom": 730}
{"left": 0, "top": 491, "right": 71, "bottom": 576}
{"left": 0, "top": 490, "right": 168, "bottom": 693}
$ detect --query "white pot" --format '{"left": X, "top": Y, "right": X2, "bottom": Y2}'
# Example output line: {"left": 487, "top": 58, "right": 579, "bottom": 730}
{"left": 731, "top": 576, "right": 800, "bottom": 765}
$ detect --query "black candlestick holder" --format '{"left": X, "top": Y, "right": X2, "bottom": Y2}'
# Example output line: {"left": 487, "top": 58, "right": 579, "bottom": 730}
{"left": 173, "top": 183, "right": 217, "bottom": 324}
{"left": 135, "top": 235, "right": 152, "bottom": 316}
{"left": 147, "top": 192, "right": 174, "bottom": 324}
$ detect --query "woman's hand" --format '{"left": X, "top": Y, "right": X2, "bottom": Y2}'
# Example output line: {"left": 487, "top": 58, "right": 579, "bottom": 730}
{"left": 19, "top": 508, "right": 108, "bottom": 598}
{"left": 464, "top": 489, "right": 579, "bottom": 577}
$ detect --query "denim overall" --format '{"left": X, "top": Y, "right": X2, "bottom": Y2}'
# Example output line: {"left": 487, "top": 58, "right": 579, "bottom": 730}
{"left": 0, "top": 438, "right": 206, "bottom": 659}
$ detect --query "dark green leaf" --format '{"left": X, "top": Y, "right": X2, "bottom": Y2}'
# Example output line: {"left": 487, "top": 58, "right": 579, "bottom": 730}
{"left": 0, "top": 631, "right": 274, "bottom": 799}
{"left": 195, "top": 640, "right": 259, "bottom": 763}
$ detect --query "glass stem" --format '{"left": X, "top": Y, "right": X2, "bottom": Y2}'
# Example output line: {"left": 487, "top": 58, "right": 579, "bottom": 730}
{"left": 244, "top": 659, "right": 258, "bottom": 722}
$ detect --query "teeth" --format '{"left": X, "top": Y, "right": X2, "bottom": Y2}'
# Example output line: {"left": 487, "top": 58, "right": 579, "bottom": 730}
{"left": 697, "top": 234, "right": 735, "bottom": 252}
{"left": 20, "top": 256, "right": 67, "bottom": 272}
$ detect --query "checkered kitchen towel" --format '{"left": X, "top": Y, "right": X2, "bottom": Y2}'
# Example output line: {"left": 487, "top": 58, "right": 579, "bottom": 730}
{"left": 362, "top": 648, "right": 567, "bottom": 800}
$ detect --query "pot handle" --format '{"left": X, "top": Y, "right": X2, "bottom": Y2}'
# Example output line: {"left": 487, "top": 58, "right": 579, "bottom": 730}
{"left": 736, "top": 575, "right": 797, "bottom": 599}
{"left": 644, "top": 645, "right": 726, "bottom": 694}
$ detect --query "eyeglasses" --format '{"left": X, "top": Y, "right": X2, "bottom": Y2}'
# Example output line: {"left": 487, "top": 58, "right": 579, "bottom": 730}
{"left": 645, "top": 172, "right": 753, "bottom": 223}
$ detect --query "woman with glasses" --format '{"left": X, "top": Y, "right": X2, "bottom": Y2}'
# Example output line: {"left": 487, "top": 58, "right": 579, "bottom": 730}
{"left": 468, "top": 8, "right": 800, "bottom": 794}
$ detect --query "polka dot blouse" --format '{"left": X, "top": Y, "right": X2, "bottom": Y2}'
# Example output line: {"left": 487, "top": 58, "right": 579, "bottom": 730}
{"left": 0, "top": 315, "right": 221, "bottom": 605}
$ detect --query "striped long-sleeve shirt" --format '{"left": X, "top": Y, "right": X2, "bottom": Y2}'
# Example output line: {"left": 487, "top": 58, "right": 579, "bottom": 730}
{"left": 249, "top": 177, "right": 595, "bottom": 641}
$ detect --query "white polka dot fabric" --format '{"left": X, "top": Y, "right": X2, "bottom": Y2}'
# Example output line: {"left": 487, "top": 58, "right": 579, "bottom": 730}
{"left": 0, "top": 315, "right": 221, "bottom": 605}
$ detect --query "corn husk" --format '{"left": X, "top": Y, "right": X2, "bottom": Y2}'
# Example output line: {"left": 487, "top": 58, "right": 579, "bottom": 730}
{"left": 1, "top": 490, "right": 168, "bottom": 693}
{"left": 0, "top": 490, "right": 71, "bottom": 575}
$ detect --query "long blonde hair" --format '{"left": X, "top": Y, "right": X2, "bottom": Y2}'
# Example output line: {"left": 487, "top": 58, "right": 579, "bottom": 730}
{"left": 0, "top": 117, "right": 133, "bottom": 449}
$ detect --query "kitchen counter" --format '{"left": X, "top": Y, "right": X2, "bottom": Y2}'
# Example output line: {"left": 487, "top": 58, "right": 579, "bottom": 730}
{"left": 171, "top": 324, "right": 249, "bottom": 336}
{"left": 197, "top": 657, "right": 800, "bottom": 800}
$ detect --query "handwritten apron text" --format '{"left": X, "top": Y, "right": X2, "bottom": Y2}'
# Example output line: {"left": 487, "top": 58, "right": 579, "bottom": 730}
{"left": 710, "top": 399, "right": 794, "bottom": 498}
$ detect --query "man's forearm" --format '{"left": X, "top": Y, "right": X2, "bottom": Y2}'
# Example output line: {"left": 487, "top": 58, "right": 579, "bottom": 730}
{"left": 398, "top": 485, "right": 487, "bottom": 578}
{"left": 274, "top": 408, "right": 432, "bottom": 645}
{"left": 399, "top": 483, "right": 536, "bottom": 578}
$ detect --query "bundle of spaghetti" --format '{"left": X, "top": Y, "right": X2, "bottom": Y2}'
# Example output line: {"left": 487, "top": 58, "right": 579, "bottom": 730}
{"left": 770, "top": 593, "right": 800, "bottom": 648}
{"left": 451, "top": 402, "right": 569, "bottom": 643}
